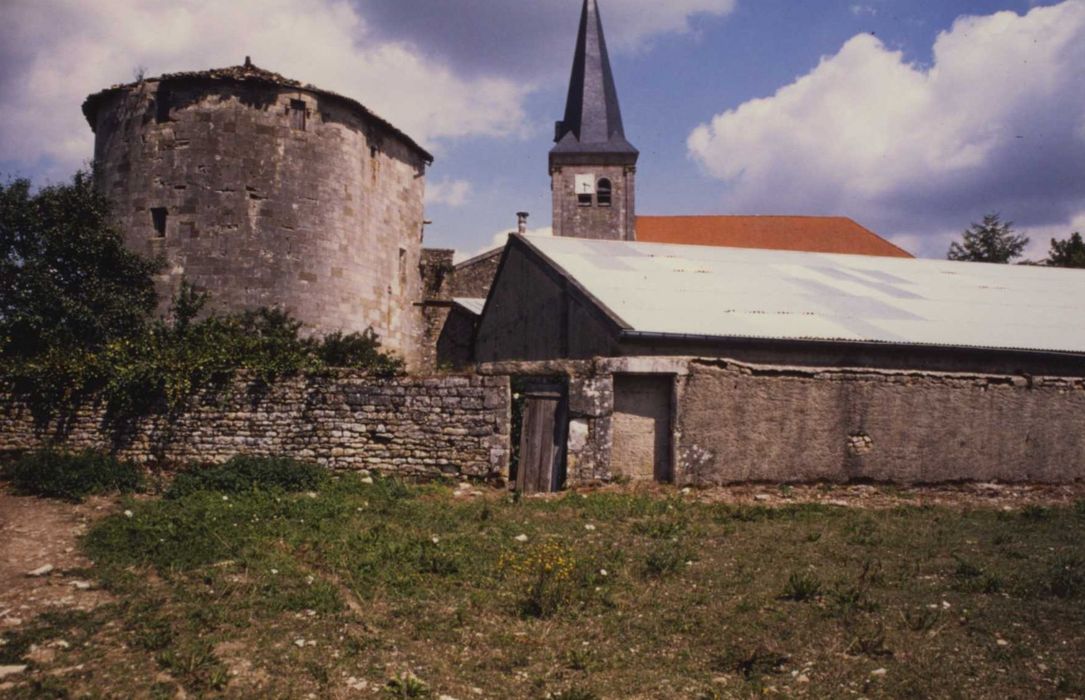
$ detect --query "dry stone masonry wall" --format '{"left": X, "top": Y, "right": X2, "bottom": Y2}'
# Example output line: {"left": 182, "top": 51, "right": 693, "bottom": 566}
{"left": 677, "top": 359, "right": 1085, "bottom": 484}
{"left": 0, "top": 372, "right": 511, "bottom": 479}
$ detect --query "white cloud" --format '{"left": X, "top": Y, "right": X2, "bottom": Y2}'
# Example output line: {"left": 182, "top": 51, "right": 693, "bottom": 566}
{"left": 0, "top": 0, "right": 530, "bottom": 180}
{"left": 603, "top": 0, "right": 737, "bottom": 50}
{"left": 425, "top": 179, "right": 473, "bottom": 208}
{"left": 688, "top": 1, "right": 1085, "bottom": 256}
{"left": 453, "top": 225, "right": 553, "bottom": 264}
{"left": 849, "top": 5, "right": 877, "bottom": 17}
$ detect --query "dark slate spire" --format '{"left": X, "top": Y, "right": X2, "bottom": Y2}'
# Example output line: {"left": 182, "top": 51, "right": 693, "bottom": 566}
{"left": 550, "top": 0, "right": 638, "bottom": 165}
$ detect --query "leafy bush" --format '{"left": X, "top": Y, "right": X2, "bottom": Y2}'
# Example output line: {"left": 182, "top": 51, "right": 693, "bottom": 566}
{"left": 3, "top": 448, "right": 141, "bottom": 501}
{"left": 5, "top": 284, "right": 404, "bottom": 420}
{"left": 166, "top": 455, "right": 328, "bottom": 498}
{"left": 316, "top": 329, "right": 403, "bottom": 376}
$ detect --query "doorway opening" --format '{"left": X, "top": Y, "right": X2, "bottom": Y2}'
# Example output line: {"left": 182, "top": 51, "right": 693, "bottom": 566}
{"left": 510, "top": 377, "right": 568, "bottom": 494}
{"left": 611, "top": 374, "right": 673, "bottom": 483}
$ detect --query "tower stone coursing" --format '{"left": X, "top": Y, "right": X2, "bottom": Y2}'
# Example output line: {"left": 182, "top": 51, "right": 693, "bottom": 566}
{"left": 82, "top": 61, "right": 432, "bottom": 368}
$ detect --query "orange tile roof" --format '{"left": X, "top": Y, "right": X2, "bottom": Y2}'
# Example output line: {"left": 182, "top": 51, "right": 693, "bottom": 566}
{"left": 635, "top": 215, "right": 913, "bottom": 258}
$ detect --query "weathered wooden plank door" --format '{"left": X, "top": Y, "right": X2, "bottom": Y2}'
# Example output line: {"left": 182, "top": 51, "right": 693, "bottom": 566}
{"left": 516, "top": 386, "right": 568, "bottom": 493}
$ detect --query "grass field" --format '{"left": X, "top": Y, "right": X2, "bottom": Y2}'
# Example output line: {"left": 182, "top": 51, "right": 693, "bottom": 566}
{"left": 2, "top": 471, "right": 1084, "bottom": 699}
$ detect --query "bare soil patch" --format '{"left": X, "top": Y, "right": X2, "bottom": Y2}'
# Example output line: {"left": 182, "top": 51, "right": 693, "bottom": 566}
{"left": 0, "top": 488, "right": 115, "bottom": 630}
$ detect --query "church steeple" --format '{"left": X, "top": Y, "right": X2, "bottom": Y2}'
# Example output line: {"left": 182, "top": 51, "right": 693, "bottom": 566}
{"left": 551, "top": 0, "right": 638, "bottom": 163}
{"left": 550, "top": 0, "right": 638, "bottom": 241}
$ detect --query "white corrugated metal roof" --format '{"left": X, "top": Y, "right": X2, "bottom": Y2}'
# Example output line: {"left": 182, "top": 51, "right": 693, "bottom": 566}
{"left": 521, "top": 235, "right": 1085, "bottom": 354}
{"left": 453, "top": 297, "right": 486, "bottom": 315}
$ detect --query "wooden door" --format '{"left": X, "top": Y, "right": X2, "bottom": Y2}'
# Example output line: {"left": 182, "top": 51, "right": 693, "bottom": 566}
{"left": 516, "top": 386, "right": 568, "bottom": 493}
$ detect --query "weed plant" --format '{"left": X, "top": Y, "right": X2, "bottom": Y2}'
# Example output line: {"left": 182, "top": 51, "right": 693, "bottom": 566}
{"left": 3, "top": 448, "right": 141, "bottom": 501}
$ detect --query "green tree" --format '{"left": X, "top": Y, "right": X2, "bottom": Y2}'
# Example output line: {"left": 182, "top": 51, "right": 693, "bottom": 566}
{"left": 947, "top": 213, "right": 1029, "bottom": 263}
{"left": 1046, "top": 232, "right": 1085, "bottom": 269}
{"left": 0, "top": 171, "right": 160, "bottom": 358}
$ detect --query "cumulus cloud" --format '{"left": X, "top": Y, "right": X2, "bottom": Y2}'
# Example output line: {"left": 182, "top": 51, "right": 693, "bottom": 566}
{"left": 688, "top": 1, "right": 1085, "bottom": 257}
{"left": 0, "top": 0, "right": 740, "bottom": 182}
{"left": 0, "top": 0, "right": 531, "bottom": 181}
{"left": 425, "top": 179, "right": 473, "bottom": 208}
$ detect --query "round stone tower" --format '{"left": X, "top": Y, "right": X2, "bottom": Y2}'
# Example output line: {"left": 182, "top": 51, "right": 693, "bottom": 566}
{"left": 82, "top": 59, "right": 432, "bottom": 367}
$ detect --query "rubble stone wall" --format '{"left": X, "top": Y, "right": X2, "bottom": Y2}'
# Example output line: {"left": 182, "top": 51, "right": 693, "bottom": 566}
{"left": 678, "top": 359, "right": 1085, "bottom": 484}
{"left": 0, "top": 372, "right": 511, "bottom": 479}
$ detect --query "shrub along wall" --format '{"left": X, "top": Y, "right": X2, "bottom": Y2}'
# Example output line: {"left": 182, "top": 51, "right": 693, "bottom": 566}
{"left": 0, "top": 371, "right": 511, "bottom": 479}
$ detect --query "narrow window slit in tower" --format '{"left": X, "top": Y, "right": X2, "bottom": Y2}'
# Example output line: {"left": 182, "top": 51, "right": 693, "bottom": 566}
{"left": 155, "top": 87, "right": 171, "bottom": 123}
{"left": 596, "top": 178, "right": 612, "bottom": 207}
{"left": 289, "top": 99, "right": 306, "bottom": 130}
{"left": 150, "top": 208, "right": 168, "bottom": 237}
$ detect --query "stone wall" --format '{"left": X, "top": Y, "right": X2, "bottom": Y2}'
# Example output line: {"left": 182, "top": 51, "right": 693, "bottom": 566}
{"left": 0, "top": 372, "right": 511, "bottom": 479}
{"left": 480, "top": 356, "right": 1085, "bottom": 487}
{"left": 418, "top": 249, "right": 456, "bottom": 372}
{"left": 678, "top": 359, "right": 1085, "bottom": 484}
{"left": 89, "top": 76, "right": 428, "bottom": 368}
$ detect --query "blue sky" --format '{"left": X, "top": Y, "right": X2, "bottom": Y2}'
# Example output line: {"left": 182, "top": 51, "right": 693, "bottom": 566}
{"left": 2, "top": 0, "right": 1083, "bottom": 259}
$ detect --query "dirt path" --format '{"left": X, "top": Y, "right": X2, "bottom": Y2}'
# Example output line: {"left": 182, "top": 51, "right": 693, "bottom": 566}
{"left": 0, "top": 488, "right": 115, "bottom": 632}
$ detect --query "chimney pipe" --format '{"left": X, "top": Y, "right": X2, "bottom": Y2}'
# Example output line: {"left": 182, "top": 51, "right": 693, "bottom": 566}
{"left": 516, "top": 211, "right": 529, "bottom": 234}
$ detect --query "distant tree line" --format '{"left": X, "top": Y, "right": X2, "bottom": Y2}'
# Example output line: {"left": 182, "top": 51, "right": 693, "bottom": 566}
{"left": 0, "top": 171, "right": 402, "bottom": 421}
{"left": 947, "top": 212, "right": 1084, "bottom": 268}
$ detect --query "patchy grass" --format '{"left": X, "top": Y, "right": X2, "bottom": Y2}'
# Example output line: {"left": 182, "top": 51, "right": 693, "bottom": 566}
{"left": 2, "top": 476, "right": 1084, "bottom": 698}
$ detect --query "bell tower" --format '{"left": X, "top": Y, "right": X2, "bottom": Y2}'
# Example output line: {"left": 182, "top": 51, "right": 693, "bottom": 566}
{"left": 550, "top": 0, "right": 638, "bottom": 241}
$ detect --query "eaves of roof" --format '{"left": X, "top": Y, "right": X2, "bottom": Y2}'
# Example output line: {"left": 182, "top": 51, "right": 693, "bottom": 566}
{"left": 81, "top": 62, "right": 433, "bottom": 164}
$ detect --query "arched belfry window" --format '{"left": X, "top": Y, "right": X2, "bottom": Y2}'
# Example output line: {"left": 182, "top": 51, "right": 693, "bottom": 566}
{"left": 597, "top": 178, "right": 612, "bottom": 207}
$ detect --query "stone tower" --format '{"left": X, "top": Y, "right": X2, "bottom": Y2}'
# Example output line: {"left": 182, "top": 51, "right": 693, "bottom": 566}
{"left": 82, "top": 60, "right": 433, "bottom": 368}
{"left": 550, "top": 0, "right": 638, "bottom": 241}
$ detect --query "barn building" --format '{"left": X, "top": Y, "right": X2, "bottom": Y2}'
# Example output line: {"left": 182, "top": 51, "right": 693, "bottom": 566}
{"left": 461, "top": 1, "right": 1085, "bottom": 492}
{"left": 474, "top": 235, "right": 1085, "bottom": 491}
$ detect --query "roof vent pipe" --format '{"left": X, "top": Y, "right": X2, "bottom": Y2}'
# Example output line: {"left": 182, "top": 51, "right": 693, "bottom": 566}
{"left": 517, "top": 211, "right": 529, "bottom": 234}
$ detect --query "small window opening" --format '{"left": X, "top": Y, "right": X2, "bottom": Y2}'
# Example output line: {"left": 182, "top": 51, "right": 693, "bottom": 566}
{"left": 155, "top": 87, "right": 171, "bottom": 123}
{"left": 577, "top": 193, "right": 593, "bottom": 207}
{"left": 289, "top": 99, "right": 306, "bottom": 130}
{"left": 596, "top": 178, "right": 612, "bottom": 207}
{"left": 150, "top": 207, "right": 168, "bottom": 237}
{"left": 398, "top": 248, "right": 408, "bottom": 292}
